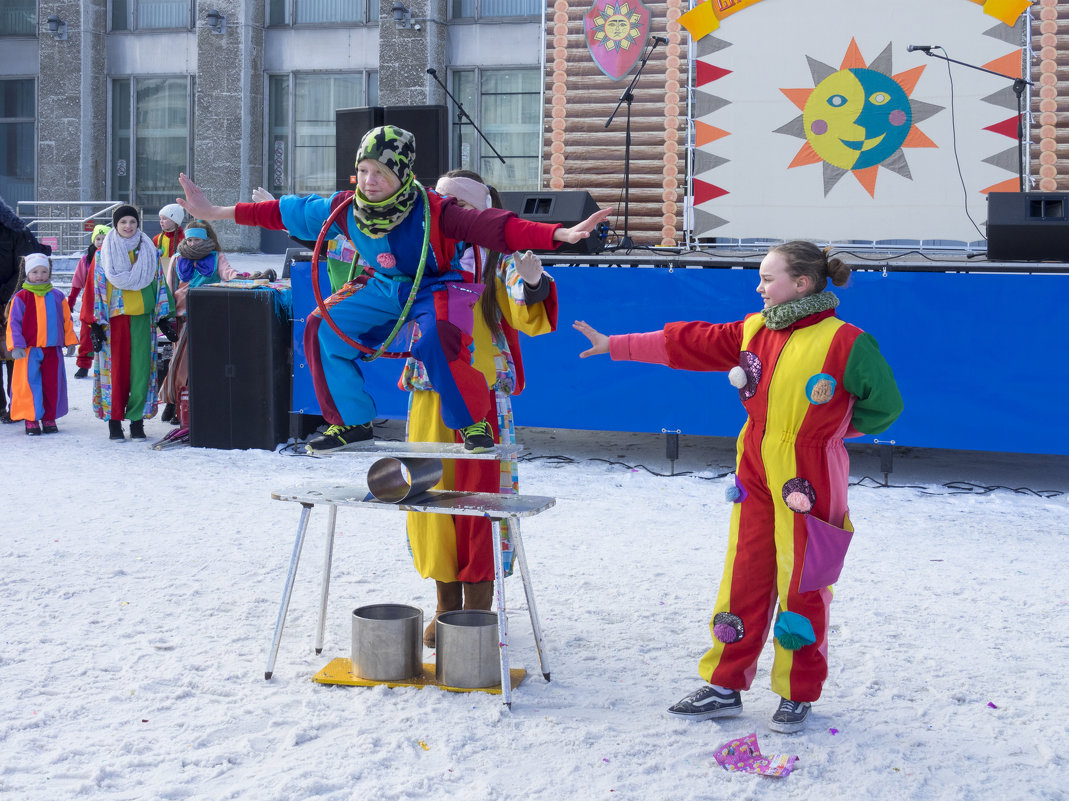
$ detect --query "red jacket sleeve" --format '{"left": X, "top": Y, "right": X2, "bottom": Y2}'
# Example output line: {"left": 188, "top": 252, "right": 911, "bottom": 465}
{"left": 663, "top": 320, "right": 746, "bottom": 372}
{"left": 439, "top": 198, "right": 561, "bottom": 253}
{"left": 234, "top": 201, "right": 285, "bottom": 230}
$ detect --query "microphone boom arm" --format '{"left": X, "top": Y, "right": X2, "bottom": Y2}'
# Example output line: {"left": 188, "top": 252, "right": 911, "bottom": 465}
{"left": 427, "top": 68, "right": 506, "bottom": 165}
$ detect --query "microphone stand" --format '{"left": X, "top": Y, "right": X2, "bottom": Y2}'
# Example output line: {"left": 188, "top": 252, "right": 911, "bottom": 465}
{"left": 915, "top": 48, "right": 1033, "bottom": 192}
{"left": 427, "top": 68, "right": 506, "bottom": 165}
{"left": 604, "top": 37, "right": 663, "bottom": 251}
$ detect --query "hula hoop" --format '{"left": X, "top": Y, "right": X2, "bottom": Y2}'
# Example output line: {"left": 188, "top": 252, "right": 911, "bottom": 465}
{"left": 309, "top": 185, "right": 432, "bottom": 361}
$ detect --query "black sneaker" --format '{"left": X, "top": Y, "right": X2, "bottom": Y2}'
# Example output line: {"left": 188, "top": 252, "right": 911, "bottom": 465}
{"left": 460, "top": 419, "right": 494, "bottom": 452}
{"left": 306, "top": 422, "right": 374, "bottom": 454}
{"left": 667, "top": 686, "right": 743, "bottom": 720}
{"left": 769, "top": 697, "right": 811, "bottom": 733}
{"left": 109, "top": 420, "right": 125, "bottom": 440}
{"left": 74, "top": 367, "right": 89, "bottom": 379}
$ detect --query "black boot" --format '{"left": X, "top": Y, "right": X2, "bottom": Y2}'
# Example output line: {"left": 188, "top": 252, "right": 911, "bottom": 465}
{"left": 160, "top": 403, "right": 175, "bottom": 423}
{"left": 129, "top": 419, "right": 146, "bottom": 439}
{"left": 109, "top": 420, "right": 125, "bottom": 440}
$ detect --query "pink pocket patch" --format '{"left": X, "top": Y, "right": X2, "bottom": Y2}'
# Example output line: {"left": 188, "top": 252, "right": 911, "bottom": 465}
{"left": 798, "top": 514, "right": 854, "bottom": 593}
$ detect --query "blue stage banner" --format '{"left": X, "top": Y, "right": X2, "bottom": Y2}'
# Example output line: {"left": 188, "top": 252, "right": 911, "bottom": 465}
{"left": 292, "top": 263, "right": 1069, "bottom": 456}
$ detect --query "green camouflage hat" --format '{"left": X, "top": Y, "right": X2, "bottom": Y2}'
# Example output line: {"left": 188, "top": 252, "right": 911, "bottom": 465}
{"left": 355, "top": 125, "right": 416, "bottom": 187}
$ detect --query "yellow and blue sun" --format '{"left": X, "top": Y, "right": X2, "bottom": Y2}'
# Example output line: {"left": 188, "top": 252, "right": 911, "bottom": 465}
{"left": 775, "top": 38, "right": 943, "bottom": 197}
{"left": 591, "top": 2, "right": 643, "bottom": 52}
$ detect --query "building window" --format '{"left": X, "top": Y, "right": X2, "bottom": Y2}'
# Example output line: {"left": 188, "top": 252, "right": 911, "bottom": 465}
{"left": 268, "top": 0, "right": 380, "bottom": 26}
{"left": 0, "top": 79, "right": 36, "bottom": 204}
{"left": 266, "top": 72, "right": 377, "bottom": 196}
{"left": 451, "top": 68, "right": 541, "bottom": 192}
{"left": 111, "top": 0, "right": 193, "bottom": 31}
{"left": 451, "top": 0, "right": 540, "bottom": 20}
{"left": 110, "top": 77, "right": 191, "bottom": 212}
{"left": 0, "top": 0, "right": 35, "bottom": 35}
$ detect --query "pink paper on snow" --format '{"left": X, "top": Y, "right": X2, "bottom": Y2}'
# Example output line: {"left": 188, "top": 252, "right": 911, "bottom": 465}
{"left": 713, "top": 732, "right": 798, "bottom": 778}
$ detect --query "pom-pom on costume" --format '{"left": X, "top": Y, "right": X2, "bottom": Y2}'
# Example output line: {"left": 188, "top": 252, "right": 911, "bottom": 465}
{"left": 608, "top": 292, "right": 902, "bottom": 703}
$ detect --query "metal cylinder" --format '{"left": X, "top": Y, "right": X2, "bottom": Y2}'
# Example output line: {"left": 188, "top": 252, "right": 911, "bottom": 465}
{"left": 434, "top": 610, "right": 500, "bottom": 689}
{"left": 366, "top": 457, "right": 443, "bottom": 503}
{"left": 351, "top": 604, "right": 423, "bottom": 681}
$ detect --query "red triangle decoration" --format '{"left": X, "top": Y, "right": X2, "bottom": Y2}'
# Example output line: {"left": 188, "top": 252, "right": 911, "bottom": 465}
{"left": 693, "top": 179, "right": 729, "bottom": 206}
{"left": 696, "top": 61, "right": 732, "bottom": 86}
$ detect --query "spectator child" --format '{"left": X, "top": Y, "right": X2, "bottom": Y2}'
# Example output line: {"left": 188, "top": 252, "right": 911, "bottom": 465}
{"left": 69, "top": 224, "right": 110, "bottom": 378}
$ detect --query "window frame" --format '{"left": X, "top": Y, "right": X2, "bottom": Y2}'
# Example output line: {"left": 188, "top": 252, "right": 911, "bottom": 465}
{"left": 110, "top": 0, "right": 194, "bottom": 32}
{"left": 107, "top": 74, "right": 194, "bottom": 213}
{"left": 450, "top": 0, "right": 542, "bottom": 22}
{"left": 0, "top": 77, "right": 38, "bottom": 204}
{"left": 266, "top": 0, "right": 381, "bottom": 28}
{"left": 0, "top": 0, "right": 37, "bottom": 36}
{"left": 263, "top": 70, "right": 379, "bottom": 197}
{"left": 448, "top": 66, "right": 543, "bottom": 193}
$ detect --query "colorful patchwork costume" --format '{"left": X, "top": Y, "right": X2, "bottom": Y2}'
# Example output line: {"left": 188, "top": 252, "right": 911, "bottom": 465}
{"left": 233, "top": 133, "right": 561, "bottom": 433}
{"left": 610, "top": 298, "right": 902, "bottom": 702}
{"left": 5, "top": 278, "right": 77, "bottom": 422}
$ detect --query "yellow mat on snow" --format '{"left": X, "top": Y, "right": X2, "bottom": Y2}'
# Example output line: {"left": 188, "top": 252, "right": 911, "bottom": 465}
{"left": 313, "top": 658, "right": 526, "bottom": 694}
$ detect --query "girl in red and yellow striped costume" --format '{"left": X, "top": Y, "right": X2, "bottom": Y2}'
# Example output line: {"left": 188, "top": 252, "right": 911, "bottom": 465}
{"left": 574, "top": 241, "right": 902, "bottom": 733}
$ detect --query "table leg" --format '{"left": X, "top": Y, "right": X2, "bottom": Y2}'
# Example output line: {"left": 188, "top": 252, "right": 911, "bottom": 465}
{"left": 314, "top": 504, "right": 339, "bottom": 654}
{"left": 509, "top": 518, "right": 551, "bottom": 681}
{"left": 265, "top": 502, "right": 314, "bottom": 679}
{"left": 491, "top": 519, "right": 511, "bottom": 707}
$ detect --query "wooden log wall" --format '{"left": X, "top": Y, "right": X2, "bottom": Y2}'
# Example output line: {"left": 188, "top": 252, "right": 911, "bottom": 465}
{"left": 544, "top": 0, "right": 686, "bottom": 247}
{"left": 1031, "top": 0, "right": 1069, "bottom": 190}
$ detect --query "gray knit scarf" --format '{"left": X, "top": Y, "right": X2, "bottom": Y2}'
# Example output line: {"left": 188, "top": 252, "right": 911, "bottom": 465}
{"left": 761, "top": 291, "right": 839, "bottom": 330}
{"left": 101, "top": 229, "right": 158, "bottom": 291}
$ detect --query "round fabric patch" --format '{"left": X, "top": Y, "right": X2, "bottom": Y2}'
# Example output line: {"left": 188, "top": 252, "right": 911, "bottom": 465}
{"left": 712, "top": 612, "right": 745, "bottom": 644}
{"left": 774, "top": 611, "right": 815, "bottom": 651}
{"left": 782, "top": 477, "right": 816, "bottom": 513}
{"left": 805, "top": 373, "right": 837, "bottom": 405}
{"left": 737, "top": 351, "right": 761, "bottom": 401}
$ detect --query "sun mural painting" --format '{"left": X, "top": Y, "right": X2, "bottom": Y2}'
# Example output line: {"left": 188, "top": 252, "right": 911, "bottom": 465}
{"left": 775, "top": 39, "right": 944, "bottom": 197}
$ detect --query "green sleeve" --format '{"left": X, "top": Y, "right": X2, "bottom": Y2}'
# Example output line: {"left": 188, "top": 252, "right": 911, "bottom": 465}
{"left": 843, "top": 332, "right": 903, "bottom": 435}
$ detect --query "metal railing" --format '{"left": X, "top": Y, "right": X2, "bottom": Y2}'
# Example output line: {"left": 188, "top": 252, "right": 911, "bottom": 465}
{"left": 16, "top": 200, "right": 124, "bottom": 256}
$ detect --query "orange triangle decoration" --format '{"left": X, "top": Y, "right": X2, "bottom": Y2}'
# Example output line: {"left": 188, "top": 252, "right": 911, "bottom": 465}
{"left": 780, "top": 87, "right": 813, "bottom": 112}
{"left": 902, "top": 126, "right": 938, "bottom": 149}
{"left": 984, "top": 115, "right": 1021, "bottom": 139}
{"left": 981, "top": 177, "right": 1020, "bottom": 194}
{"left": 696, "top": 62, "right": 732, "bottom": 86}
{"left": 693, "top": 178, "right": 729, "bottom": 205}
{"left": 840, "top": 38, "right": 866, "bottom": 70}
{"left": 695, "top": 121, "right": 730, "bottom": 147}
{"left": 892, "top": 66, "right": 925, "bottom": 97}
{"left": 852, "top": 166, "right": 879, "bottom": 198}
{"left": 788, "top": 142, "right": 823, "bottom": 168}
{"left": 982, "top": 49, "right": 1022, "bottom": 79}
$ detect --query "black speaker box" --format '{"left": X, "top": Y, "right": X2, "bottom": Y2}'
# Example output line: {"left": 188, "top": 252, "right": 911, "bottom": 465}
{"left": 498, "top": 190, "right": 607, "bottom": 255}
{"left": 335, "top": 105, "right": 449, "bottom": 192}
{"left": 187, "top": 286, "right": 291, "bottom": 450}
{"left": 987, "top": 192, "right": 1069, "bottom": 261}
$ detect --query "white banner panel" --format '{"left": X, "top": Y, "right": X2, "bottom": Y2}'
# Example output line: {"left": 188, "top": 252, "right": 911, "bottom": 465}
{"left": 690, "top": 0, "right": 1029, "bottom": 243}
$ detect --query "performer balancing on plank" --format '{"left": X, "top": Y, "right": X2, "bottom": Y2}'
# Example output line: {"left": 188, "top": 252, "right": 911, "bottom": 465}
{"left": 178, "top": 125, "right": 610, "bottom": 453}
{"left": 574, "top": 241, "right": 902, "bottom": 734}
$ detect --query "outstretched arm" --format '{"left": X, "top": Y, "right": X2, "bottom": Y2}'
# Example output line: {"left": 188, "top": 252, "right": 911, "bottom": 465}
{"left": 553, "top": 208, "right": 613, "bottom": 245}
{"left": 573, "top": 320, "right": 609, "bottom": 358}
{"left": 177, "top": 173, "right": 236, "bottom": 222}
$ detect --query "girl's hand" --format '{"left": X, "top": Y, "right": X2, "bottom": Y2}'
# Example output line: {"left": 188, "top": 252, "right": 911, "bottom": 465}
{"left": 177, "top": 173, "right": 235, "bottom": 221}
{"left": 573, "top": 320, "right": 609, "bottom": 358}
{"left": 553, "top": 208, "right": 613, "bottom": 244}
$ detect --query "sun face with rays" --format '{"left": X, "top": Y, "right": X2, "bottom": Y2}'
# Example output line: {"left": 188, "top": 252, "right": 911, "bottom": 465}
{"left": 776, "top": 39, "right": 943, "bottom": 197}
{"left": 591, "top": 3, "right": 642, "bottom": 51}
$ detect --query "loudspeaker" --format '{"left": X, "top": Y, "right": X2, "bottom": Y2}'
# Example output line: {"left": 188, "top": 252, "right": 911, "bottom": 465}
{"left": 498, "top": 190, "right": 607, "bottom": 254}
{"left": 335, "top": 105, "right": 449, "bottom": 192}
{"left": 187, "top": 286, "right": 291, "bottom": 450}
{"left": 987, "top": 191, "right": 1069, "bottom": 261}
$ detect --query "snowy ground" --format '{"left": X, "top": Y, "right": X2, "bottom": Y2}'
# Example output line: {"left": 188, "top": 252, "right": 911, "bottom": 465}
{"left": 3, "top": 260, "right": 1067, "bottom": 800}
